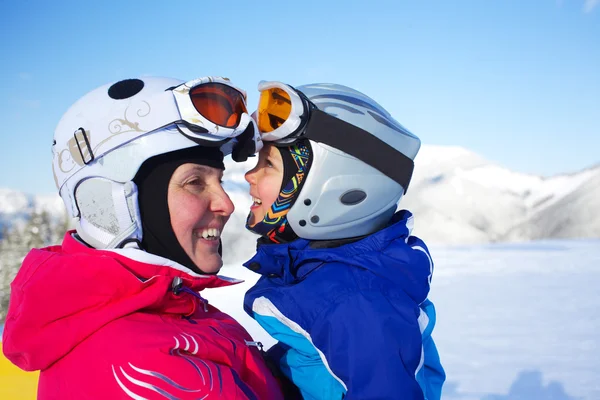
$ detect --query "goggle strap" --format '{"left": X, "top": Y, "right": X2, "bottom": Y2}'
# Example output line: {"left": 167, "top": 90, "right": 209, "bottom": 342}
{"left": 231, "top": 122, "right": 258, "bottom": 162}
{"left": 304, "top": 109, "right": 414, "bottom": 193}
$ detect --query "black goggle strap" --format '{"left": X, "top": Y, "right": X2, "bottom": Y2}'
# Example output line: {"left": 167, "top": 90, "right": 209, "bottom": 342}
{"left": 303, "top": 109, "right": 414, "bottom": 193}
{"left": 281, "top": 86, "right": 316, "bottom": 141}
{"left": 231, "top": 122, "right": 258, "bottom": 162}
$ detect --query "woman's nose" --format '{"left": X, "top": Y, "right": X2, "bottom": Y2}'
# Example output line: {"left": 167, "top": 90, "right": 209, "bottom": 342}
{"left": 212, "top": 186, "right": 235, "bottom": 216}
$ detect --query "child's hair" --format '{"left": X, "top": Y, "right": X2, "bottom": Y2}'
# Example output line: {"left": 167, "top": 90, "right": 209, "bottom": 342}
{"left": 248, "top": 83, "right": 421, "bottom": 243}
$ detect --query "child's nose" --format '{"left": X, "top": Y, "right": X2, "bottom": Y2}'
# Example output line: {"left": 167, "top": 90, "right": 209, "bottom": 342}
{"left": 245, "top": 168, "right": 257, "bottom": 185}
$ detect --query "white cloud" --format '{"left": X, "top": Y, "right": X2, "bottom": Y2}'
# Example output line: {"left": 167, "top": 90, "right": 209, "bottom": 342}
{"left": 584, "top": 0, "right": 599, "bottom": 12}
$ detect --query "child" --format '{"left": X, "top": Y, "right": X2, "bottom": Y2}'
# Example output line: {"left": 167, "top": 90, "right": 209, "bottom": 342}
{"left": 241, "top": 81, "right": 446, "bottom": 400}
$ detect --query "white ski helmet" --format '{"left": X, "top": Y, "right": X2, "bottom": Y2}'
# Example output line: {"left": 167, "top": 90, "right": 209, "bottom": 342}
{"left": 52, "top": 76, "right": 259, "bottom": 249}
{"left": 256, "top": 82, "right": 421, "bottom": 240}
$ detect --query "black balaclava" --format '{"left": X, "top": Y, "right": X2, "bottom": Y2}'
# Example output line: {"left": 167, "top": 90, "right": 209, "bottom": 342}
{"left": 134, "top": 146, "right": 224, "bottom": 274}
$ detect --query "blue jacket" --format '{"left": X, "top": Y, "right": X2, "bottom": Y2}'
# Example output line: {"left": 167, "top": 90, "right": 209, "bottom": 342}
{"left": 243, "top": 210, "right": 445, "bottom": 400}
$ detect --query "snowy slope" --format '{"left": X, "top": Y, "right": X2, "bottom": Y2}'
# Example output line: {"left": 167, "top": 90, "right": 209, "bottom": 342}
{"left": 205, "top": 239, "right": 600, "bottom": 400}
{"left": 221, "top": 157, "right": 261, "bottom": 265}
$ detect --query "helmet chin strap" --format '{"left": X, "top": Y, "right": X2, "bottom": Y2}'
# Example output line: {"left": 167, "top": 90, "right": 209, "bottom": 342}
{"left": 74, "top": 178, "right": 143, "bottom": 249}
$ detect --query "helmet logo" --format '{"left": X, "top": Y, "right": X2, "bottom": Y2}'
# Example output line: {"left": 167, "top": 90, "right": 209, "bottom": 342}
{"left": 58, "top": 148, "right": 77, "bottom": 173}
{"left": 108, "top": 101, "right": 150, "bottom": 136}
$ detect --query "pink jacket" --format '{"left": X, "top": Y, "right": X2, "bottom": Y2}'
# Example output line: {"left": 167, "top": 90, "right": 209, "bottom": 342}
{"left": 2, "top": 232, "right": 283, "bottom": 400}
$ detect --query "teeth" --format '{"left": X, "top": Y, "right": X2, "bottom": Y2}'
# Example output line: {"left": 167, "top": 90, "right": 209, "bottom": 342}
{"left": 197, "top": 228, "right": 221, "bottom": 240}
{"left": 252, "top": 197, "right": 262, "bottom": 205}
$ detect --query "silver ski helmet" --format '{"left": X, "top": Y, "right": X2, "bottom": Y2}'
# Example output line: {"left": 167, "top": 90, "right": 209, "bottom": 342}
{"left": 252, "top": 81, "right": 420, "bottom": 240}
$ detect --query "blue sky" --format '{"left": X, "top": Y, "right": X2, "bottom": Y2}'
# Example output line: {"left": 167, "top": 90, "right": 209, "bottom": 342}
{"left": 0, "top": 0, "right": 598, "bottom": 194}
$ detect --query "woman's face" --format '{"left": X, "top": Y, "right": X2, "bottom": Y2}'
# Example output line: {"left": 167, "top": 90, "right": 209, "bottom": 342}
{"left": 168, "top": 163, "right": 234, "bottom": 273}
{"left": 245, "top": 144, "right": 284, "bottom": 227}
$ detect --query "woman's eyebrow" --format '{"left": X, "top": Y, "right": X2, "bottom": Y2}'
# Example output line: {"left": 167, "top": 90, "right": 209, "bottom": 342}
{"left": 190, "top": 165, "right": 219, "bottom": 175}
{"left": 196, "top": 165, "right": 226, "bottom": 180}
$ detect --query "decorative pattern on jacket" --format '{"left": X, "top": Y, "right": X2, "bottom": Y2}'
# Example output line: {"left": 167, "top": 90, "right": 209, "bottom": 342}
{"left": 243, "top": 210, "right": 446, "bottom": 400}
{"left": 2, "top": 231, "right": 283, "bottom": 400}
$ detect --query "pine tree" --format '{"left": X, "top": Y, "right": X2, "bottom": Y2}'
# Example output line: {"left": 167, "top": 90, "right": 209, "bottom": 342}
{"left": 0, "top": 209, "right": 70, "bottom": 323}
{"left": 52, "top": 208, "right": 72, "bottom": 244}
{"left": 22, "top": 210, "right": 54, "bottom": 249}
{"left": 0, "top": 227, "right": 26, "bottom": 322}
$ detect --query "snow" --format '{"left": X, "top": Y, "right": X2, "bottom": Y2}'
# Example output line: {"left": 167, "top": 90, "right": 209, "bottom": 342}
{"left": 0, "top": 189, "right": 65, "bottom": 236}
{"left": 402, "top": 145, "right": 600, "bottom": 244}
{"left": 505, "top": 172, "right": 600, "bottom": 241}
{"left": 204, "top": 239, "right": 600, "bottom": 400}
{"left": 0, "top": 189, "right": 32, "bottom": 215}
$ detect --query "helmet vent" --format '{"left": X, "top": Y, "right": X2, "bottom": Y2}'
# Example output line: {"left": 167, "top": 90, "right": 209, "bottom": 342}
{"left": 340, "top": 190, "right": 367, "bottom": 206}
{"left": 108, "top": 79, "right": 145, "bottom": 100}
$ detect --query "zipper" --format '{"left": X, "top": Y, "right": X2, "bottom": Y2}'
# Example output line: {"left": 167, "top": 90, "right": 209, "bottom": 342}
{"left": 171, "top": 277, "right": 209, "bottom": 312}
{"left": 245, "top": 340, "right": 264, "bottom": 351}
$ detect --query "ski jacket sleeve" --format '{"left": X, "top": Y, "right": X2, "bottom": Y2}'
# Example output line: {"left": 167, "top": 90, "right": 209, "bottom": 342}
{"left": 311, "top": 291, "right": 426, "bottom": 400}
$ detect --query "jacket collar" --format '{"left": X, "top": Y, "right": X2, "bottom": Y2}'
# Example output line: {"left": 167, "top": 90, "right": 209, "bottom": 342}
{"left": 64, "top": 231, "right": 242, "bottom": 291}
{"left": 243, "top": 210, "right": 416, "bottom": 281}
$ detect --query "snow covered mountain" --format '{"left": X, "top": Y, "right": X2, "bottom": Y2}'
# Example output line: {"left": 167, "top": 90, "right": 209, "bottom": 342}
{"left": 0, "top": 145, "right": 598, "bottom": 251}
{"left": 503, "top": 167, "right": 600, "bottom": 241}
{"left": 0, "top": 189, "right": 66, "bottom": 236}
{"left": 400, "top": 145, "right": 600, "bottom": 245}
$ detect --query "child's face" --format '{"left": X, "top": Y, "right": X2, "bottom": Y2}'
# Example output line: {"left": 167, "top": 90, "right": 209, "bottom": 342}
{"left": 245, "top": 144, "right": 284, "bottom": 227}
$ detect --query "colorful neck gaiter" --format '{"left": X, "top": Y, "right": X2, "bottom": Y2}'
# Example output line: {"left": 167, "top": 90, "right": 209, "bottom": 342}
{"left": 246, "top": 140, "right": 312, "bottom": 244}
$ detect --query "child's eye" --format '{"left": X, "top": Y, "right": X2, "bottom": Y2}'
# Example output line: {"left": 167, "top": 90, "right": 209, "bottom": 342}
{"left": 266, "top": 159, "right": 274, "bottom": 168}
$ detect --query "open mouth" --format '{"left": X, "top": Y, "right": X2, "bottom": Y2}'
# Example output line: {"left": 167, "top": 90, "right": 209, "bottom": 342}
{"left": 194, "top": 228, "right": 221, "bottom": 241}
{"left": 250, "top": 196, "right": 262, "bottom": 209}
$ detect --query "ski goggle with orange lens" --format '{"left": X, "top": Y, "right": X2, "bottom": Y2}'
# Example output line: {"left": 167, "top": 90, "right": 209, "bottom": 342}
{"left": 254, "top": 80, "right": 415, "bottom": 192}
{"left": 146, "top": 77, "right": 262, "bottom": 162}
{"left": 171, "top": 78, "right": 248, "bottom": 130}
{"left": 255, "top": 81, "right": 316, "bottom": 144}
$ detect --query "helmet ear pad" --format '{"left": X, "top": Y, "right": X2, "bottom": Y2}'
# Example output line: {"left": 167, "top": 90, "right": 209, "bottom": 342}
{"left": 286, "top": 141, "right": 403, "bottom": 241}
{"left": 74, "top": 178, "right": 142, "bottom": 249}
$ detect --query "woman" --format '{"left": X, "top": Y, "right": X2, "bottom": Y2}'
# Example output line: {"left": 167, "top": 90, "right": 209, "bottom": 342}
{"left": 2, "top": 77, "right": 282, "bottom": 399}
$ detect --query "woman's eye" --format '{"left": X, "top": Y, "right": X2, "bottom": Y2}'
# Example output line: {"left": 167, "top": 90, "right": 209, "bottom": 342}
{"left": 266, "top": 159, "right": 273, "bottom": 168}
{"left": 186, "top": 178, "right": 203, "bottom": 187}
